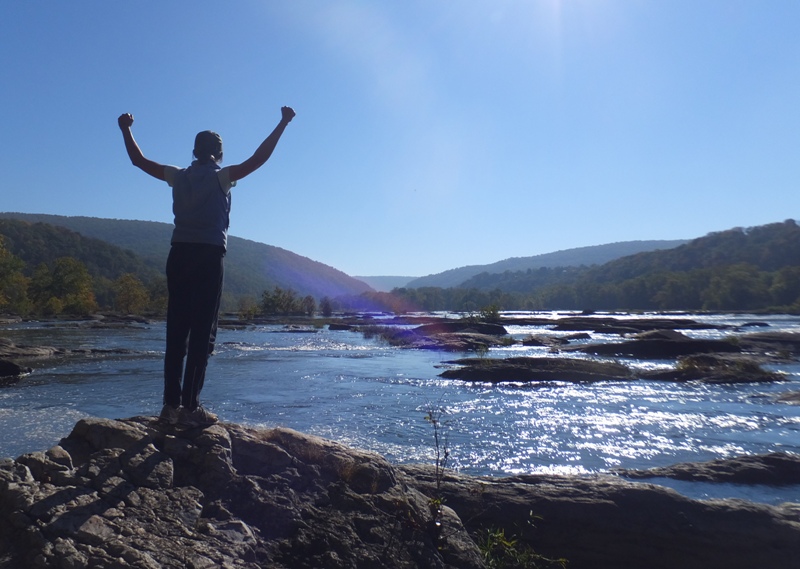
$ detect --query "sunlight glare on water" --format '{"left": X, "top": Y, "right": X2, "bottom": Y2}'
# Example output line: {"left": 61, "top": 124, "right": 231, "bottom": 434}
{"left": 1, "top": 313, "right": 800, "bottom": 504}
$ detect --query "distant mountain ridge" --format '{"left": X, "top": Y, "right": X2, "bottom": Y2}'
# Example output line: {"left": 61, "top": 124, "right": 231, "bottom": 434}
{"left": 0, "top": 213, "right": 373, "bottom": 306}
{"left": 406, "top": 239, "right": 689, "bottom": 289}
{"left": 354, "top": 276, "right": 416, "bottom": 292}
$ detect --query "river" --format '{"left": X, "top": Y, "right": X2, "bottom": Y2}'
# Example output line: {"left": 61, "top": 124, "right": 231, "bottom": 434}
{"left": 2, "top": 312, "right": 799, "bottom": 504}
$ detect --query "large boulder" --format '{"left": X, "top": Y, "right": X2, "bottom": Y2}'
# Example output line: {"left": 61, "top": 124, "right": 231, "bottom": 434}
{"left": 0, "top": 359, "right": 31, "bottom": 380}
{"left": 0, "top": 417, "right": 483, "bottom": 569}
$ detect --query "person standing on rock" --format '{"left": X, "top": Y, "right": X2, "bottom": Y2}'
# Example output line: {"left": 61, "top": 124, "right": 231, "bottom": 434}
{"left": 118, "top": 106, "right": 296, "bottom": 427}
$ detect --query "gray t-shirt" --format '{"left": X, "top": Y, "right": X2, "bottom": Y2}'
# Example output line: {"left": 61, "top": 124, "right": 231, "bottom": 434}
{"left": 164, "top": 163, "right": 236, "bottom": 249}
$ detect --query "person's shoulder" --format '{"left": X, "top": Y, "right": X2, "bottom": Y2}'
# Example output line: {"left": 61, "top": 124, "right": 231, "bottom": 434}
{"left": 163, "top": 165, "right": 182, "bottom": 187}
{"left": 217, "top": 167, "right": 236, "bottom": 191}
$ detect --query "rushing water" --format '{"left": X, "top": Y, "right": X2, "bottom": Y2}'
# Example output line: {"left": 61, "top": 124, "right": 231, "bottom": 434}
{"left": 2, "top": 312, "right": 800, "bottom": 504}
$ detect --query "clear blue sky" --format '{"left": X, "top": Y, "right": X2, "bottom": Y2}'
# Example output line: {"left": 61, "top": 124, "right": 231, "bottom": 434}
{"left": 2, "top": 2, "right": 798, "bottom": 277}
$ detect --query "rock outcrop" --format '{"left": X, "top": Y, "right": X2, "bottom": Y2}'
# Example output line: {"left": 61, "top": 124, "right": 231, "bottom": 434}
{"left": 570, "top": 329, "right": 741, "bottom": 359}
{"left": 537, "top": 316, "right": 729, "bottom": 333}
{"left": 739, "top": 331, "right": 800, "bottom": 358}
{"left": 359, "top": 322, "right": 512, "bottom": 352}
{"left": 0, "top": 417, "right": 482, "bottom": 569}
{"left": 438, "top": 353, "right": 783, "bottom": 384}
{"left": 0, "top": 338, "right": 64, "bottom": 360}
{"left": 439, "top": 356, "right": 633, "bottom": 383}
{"left": 639, "top": 353, "right": 786, "bottom": 383}
{"left": 0, "top": 338, "right": 134, "bottom": 362}
{"left": 402, "top": 464, "right": 800, "bottom": 569}
{"left": 2, "top": 418, "right": 800, "bottom": 569}
{"left": 615, "top": 451, "right": 800, "bottom": 485}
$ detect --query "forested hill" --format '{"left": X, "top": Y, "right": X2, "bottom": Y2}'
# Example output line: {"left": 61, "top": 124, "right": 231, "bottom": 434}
{"left": 590, "top": 220, "right": 800, "bottom": 280}
{"left": 0, "top": 219, "right": 163, "bottom": 283}
{"left": 0, "top": 213, "right": 372, "bottom": 303}
{"left": 407, "top": 239, "right": 688, "bottom": 289}
{"left": 446, "top": 220, "right": 800, "bottom": 312}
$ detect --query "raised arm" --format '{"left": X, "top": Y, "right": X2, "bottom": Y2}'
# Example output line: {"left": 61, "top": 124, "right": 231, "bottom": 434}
{"left": 118, "top": 113, "right": 167, "bottom": 181}
{"left": 227, "top": 106, "right": 295, "bottom": 182}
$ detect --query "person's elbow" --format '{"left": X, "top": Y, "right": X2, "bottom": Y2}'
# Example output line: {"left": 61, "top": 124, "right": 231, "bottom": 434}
{"left": 132, "top": 157, "right": 165, "bottom": 181}
{"left": 128, "top": 153, "right": 146, "bottom": 169}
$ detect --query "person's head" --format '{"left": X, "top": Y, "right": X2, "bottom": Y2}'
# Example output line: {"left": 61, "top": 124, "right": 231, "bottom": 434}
{"left": 193, "top": 130, "right": 223, "bottom": 164}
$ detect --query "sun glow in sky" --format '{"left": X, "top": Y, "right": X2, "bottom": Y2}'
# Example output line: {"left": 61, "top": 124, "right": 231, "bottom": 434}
{"left": 2, "top": 1, "right": 798, "bottom": 277}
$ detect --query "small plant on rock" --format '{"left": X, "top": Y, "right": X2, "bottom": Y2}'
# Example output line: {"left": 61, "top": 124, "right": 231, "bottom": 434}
{"left": 424, "top": 404, "right": 451, "bottom": 535}
{"left": 479, "top": 524, "right": 567, "bottom": 569}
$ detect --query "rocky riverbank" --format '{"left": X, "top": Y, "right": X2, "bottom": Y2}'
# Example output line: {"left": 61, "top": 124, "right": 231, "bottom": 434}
{"left": 2, "top": 417, "right": 799, "bottom": 569}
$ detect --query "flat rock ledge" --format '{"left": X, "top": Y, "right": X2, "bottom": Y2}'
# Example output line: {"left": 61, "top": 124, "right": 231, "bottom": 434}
{"left": 401, "top": 463, "right": 800, "bottom": 569}
{"left": 615, "top": 451, "right": 800, "bottom": 485}
{"left": 0, "top": 338, "right": 138, "bottom": 384}
{"left": 439, "top": 354, "right": 783, "bottom": 384}
{"left": 439, "top": 357, "right": 633, "bottom": 383}
{"left": 359, "top": 322, "right": 511, "bottom": 352}
{"left": 2, "top": 419, "right": 800, "bottom": 569}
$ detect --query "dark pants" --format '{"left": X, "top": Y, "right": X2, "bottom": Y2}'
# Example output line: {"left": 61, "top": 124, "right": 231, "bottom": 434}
{"left": 163, "top": 243, "right": 225, "bottom": 411}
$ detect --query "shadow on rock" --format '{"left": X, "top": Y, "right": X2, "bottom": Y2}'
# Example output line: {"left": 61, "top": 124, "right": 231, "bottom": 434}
{"left": 0, "top": 417, "right": 483, "bottom": 569}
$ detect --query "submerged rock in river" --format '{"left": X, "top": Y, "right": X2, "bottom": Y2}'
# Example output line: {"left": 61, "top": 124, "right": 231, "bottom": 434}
{"left": 1, "top": 417, "right": 799, "bottom": 569}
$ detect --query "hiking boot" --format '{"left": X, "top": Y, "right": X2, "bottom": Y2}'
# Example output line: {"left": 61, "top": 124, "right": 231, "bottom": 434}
{"left": 181, "top": 405, "right": 218, "bottom": 427}
{"left": 159, "top": 404, "right": 181, "bottom": 425}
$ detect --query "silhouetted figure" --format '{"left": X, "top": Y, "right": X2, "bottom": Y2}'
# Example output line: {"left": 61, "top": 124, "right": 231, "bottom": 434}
{"left": 118, "top": 106, "right": 296, "bottom": 426}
